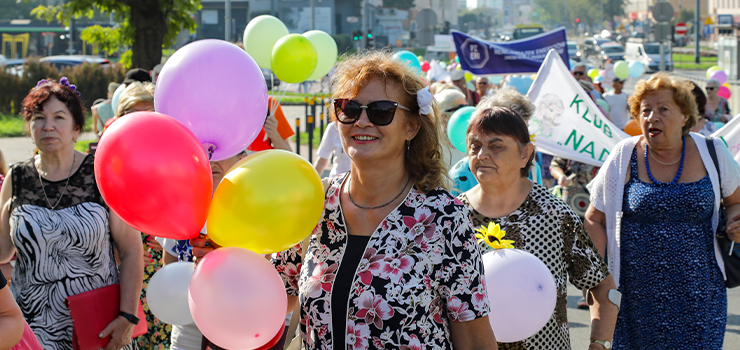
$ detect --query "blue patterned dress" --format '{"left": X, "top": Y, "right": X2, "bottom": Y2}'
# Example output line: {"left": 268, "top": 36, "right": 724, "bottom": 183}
{"left": 614, "top": 148, "right": 726, "bottom": 349}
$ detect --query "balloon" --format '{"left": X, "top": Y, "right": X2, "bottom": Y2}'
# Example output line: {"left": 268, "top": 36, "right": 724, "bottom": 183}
{"left": 569, "top": 59, "right": 576, "bottom": 70}
{"left": 628, "top": 61, "right": 645, "bottom": 78}
{"left": 594, "top": 76, "right": 604, "bottom": 83}
{"left": 421, "top": 61, "right": 431, "bottom": 72}
{"left": 146, "top": 262, "right": 195, "bottom": 326}
{"left": 482, "top": 249, "right": 556, "bottom": 343}
{"left": 440, "top": 61, "right": 447, "bottom": 69}
{"left": 598, "top": 69, "right": 606, "bottom": 77}
{"left": 447, "top": 106, "right": 477, "bottom": 153}
{"left": 302, "top": 30, "right": 338, "bottom": 81}
{"left": 613, "top": 61, "right": 630, "bottom": 80}
{"left": 723, "top": 82, "right": 731, "bottom": 89}
{"left": 489, "top": 75, "right": 504, "bottom": 85}
{"left": 596, "top": 99, "right": 610, "bottom": 113}
{"left": 714, "top": 121, "right": 726, "bottom": 129}
{"left": 271, "top": 34, "right": 319, "bottom": 83}
{"left": 207, "top": 150, "right": 324, "bottom": 254}
{"left": 718, "top": 85, "right": 732, "bottom": 99}
{"left": 455, "top": 55, "right": 460, "bottom": 63}
{"left": 110, "top": 83, "right": 125, "bottom": 115}
{"left": 189, "top": 247, "right": 287, "bottom": 349}
{"left": 506, "top": 76, "right": 532, "bottom": 95}
{"left": 393, "top": 50, "right": 422, "bottom": 75}
{"left": 254, "top": 326, "right": 285, "bottom": 350}
{"left": 417, "top": 55, "right": 424, "bottom": 62}
{"left": 709, "top": 70, "right": 727, "bottom": 85}
{"left": 243, "top": 15, "right": 289, "bottom": 69}
{"left": 465, "top": 72, "right": 473, "bottom": 82}
{"left": 467, "top": 81, "right": 475, "bottom": 91}
{"left": 156, "top": 39, "right": 268, "bottom": 161}
{"left": 587, "top": 68, "right": 600, "bottom": 80}
{"left": 706, "top": 65, "right": 722, "bottom": 79}
{"left": 623, "top": 119, "right": 642, "bottom": 136}
{"left": 95, "top": 112, "right": 212, "bottom": 239}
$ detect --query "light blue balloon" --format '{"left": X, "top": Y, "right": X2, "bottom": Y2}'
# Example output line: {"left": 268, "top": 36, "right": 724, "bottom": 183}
{"left": 392, "top": 50, "right": 422, "bottom": 75}
{"left": 111, "top": 84, "right": 126, "bottom": 116}
{"left": 569, "top": 59, "right": 576, "bottom": 70}
{"left": 489, "top": 75, "right": 504, "bottom": 85}
{"left": 447, "top": 106, "right": 477, "bottom": 153}
{"left": 506, "top": 76, "right": 533, "bottom": 95}
{"left": 594, "top": 75, "right": 604, "bottom": 83}
{"left": 628, "top": 61, "right": 645, "bottom": 78}
{"left": 714, "top": 121, "right": 725, "bottom": 129}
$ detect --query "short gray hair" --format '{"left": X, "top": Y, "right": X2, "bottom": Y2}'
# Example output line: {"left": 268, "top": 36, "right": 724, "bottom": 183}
{"left": 477, "top": 87, "right": 536, "bottom": 122}
{"left": 573, "top": 63, "right": 587, "bottom": 72}
{"left": 707, "top": 78, "right": 720, "bottom": 87}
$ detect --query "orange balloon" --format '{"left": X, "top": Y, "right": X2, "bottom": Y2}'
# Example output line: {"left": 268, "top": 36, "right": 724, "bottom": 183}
{"left": 623, "top": 119, "right": 642, "bottom": 136}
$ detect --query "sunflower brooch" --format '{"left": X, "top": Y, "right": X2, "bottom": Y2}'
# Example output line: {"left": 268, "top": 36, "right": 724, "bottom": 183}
{"left": 474, "top": 222, "right": 515, "bottom": 250}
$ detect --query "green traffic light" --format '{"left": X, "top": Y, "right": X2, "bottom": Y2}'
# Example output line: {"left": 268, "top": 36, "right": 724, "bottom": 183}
{"left": 367, "top": 33, "right": 372, "bottom": 38}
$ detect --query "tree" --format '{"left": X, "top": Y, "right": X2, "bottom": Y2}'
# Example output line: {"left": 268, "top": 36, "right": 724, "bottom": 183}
{"left": 32, "top": 0, "right": 200, "bottom": 70}
{"left": 383, "top": 0, "right": 415, "bottom": 10}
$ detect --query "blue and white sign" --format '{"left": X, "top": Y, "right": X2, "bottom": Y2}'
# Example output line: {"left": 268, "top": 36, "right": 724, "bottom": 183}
{"left": 452, "top": 28, "right": 570, "bottom": 75}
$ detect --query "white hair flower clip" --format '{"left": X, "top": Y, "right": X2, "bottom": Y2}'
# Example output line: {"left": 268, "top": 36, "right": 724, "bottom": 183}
{"left": 417, "top": 87, "right": 433, "bottom": 115}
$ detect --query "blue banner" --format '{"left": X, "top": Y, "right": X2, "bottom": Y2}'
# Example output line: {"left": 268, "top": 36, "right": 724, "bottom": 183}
{"left": 452, "top": 28, "right": 570, "bottom": 75}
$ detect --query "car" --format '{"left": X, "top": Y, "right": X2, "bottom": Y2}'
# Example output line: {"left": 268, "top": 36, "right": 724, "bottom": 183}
{"left": 583, "top": 38, "right": 614, "bottom": 57}
{"left": 598, "top": 43, "right": 626, "bottom": 66}
{"left": 262, "top": 68, "right": 281, "bottom": 90}
{"left": 38, "top": 55, "right": 109, "bottom": 70}
{"left": 2, "top": 58, "right": 27, "bottom": 77}
{"left": 625, "top": 41, "right": 672, "bottom": 73}
{"left": 512, "top": 25, "right": 544, "bottom": 40}
{"left": 567, "top": 41, "right": 583, "bottom": 61}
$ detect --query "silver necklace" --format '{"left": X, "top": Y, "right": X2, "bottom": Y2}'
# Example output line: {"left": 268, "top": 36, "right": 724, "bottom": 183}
{"left": 37, "top": 153, "right": 76, "bottom": 213}
{"left": 348, "top": 175, "right": 410, "bottom": 210}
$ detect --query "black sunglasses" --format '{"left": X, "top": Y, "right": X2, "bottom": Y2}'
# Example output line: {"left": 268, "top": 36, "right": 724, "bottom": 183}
{"left": 706, "top": 87, "right": 716, "bottom": 91}
{"left": 573, "top": 71, "right": 585, "bottom": 76}
{"left": 333, "top": 99, "right": 410, "bottom": 126}
{"left": 445, "top": 104, "right": 467, "bottom": 113}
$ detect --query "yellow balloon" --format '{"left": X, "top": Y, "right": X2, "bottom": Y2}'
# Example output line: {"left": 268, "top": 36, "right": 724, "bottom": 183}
{"left": 723, "top": 83, "right": 731, "bottom": 89}
{"left": 207, "top": 150, "right": 324, "bottom": 254}
{"left": 464, "top": 72, "right": 473, "bottom": 82}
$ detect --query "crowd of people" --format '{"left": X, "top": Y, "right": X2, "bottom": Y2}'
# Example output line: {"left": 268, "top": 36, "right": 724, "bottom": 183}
{"left": 0, "top": 47, "right": 737, "bottom": 350}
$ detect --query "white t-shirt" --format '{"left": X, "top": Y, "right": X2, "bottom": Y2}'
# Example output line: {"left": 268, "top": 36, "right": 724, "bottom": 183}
{"left": 602, "top": 91, "right": 630, "bottom": 129}
{"left": 316, "top": 122, "right": 351, "bottom": 177}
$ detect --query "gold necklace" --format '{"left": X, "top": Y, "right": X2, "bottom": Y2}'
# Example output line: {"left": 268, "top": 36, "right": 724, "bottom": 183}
{"left": 648, "top": 148, "right": 681, "bottom": 165}
{"left": 37, "top": 153, "right": 76, "bottom": 215}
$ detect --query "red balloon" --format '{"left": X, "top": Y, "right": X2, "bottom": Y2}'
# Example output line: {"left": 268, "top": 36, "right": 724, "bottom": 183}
{"left": 253, "top": 324, "right": 285, "bottom": 350}
{"left": 95, "top": 112, "right": 212, "bottom": 239}
{"left": 421, "top": 61, "right": 431, "bottom": 72}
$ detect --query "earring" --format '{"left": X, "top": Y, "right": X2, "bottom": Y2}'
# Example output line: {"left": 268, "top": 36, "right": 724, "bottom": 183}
{"left": 406, "top": 140, "right": 410, "bottom": 156}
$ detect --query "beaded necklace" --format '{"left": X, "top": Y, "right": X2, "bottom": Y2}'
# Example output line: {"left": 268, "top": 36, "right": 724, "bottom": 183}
{"left": 644, "top": 137, "right": 685, "bottom": 185}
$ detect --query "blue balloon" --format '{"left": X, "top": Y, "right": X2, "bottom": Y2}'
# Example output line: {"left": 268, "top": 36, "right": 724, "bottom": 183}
{"left": 111, "top": 83, "right": 126, "bottom": 116}
{"left": 714, "top": 121, "right": 726, "bottom": 129}
{"left": 569, "top": 59, "right": 576, "bottom": 70}
{"left": 594, "top": 75, "right": 604, "bottom": 83}
{"left": 489, "top": 75, "right": 504, "bottom": 85}
{"left": 392, "top": 50, "right": 422, "bottom": 75}
{"left": 506, "top": 76, "right": 533, "bottom": 95}
{"left": 447, "top": 106, "right": 477, "bottom": 153}
{"left": 628, "top": 61, "right": 645, "bottom": 78}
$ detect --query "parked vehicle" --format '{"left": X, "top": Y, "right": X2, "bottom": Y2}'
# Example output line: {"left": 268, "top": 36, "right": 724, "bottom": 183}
{"left": 625, "top": 41, "right": 672, "bottom": 73}
{"left": 39, "top": 55, "right": 110, "bottom": 70}
{"left": 583, "top": 37, "right": 614, "bottom": 57}
{"left": 568, "top": 41, "right": 583, "bottom": 61}
{"left": 262, "top": 68, "right": 281, "bottom": 90}
{"left": 599, "top": 43, "right": 626, "bottom": 66}
{"left": 511, "top": 24, "right": 544, "bottom": 40}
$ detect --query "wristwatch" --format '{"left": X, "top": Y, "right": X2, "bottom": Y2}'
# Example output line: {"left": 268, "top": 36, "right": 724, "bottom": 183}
{"left": 119, "top": 311, "right": 140, "bottom": 325}
{"left": 590, "top": 339, "right": 612, "bottom": 349}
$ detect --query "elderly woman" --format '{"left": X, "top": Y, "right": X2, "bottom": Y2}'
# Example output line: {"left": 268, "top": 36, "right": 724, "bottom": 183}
{"left": 449, "top": 88, "right": 541, "bottom": 195}
{"left": 459, "top": 106, "right": 618, "bottom": 350}
{"left": 193, "top": 51, "right": 497, "bottom": 349}
{"left": 0, "top": 78, "right": 143, "bottom": 349}
{"left": 585, "top": 73, "right": 740, "bottom": 348}
{"left": 435, "top": 88, "right": 468, "bottom": 168}
{"left": 689, "top": 81, "right": 718, "bottom": 137}
{"left": 705, "top": 78, "right": 731, "bottom": 124}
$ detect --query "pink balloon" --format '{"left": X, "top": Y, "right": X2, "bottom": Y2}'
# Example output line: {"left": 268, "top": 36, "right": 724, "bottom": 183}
{"left": 421, "top": 61, "right": 431, "bottom": 72}
{"left": 599, "top": 69, "right": 606, "bottom": 77}
{"left": 709, "top": 70, "right": 728, "bottom": 86}
{"left": 189, "top": 247, "right": 286, "bottom": 349}
{"left": 155, "top": 39, "right": 268, "bottom": 161}
{"left": 718, "top": 85, "right": 732, "bottom": 99}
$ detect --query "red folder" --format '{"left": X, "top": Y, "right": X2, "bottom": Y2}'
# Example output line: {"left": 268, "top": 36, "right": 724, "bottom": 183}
{"left": 66, "top": 284, "right": 147, "bottom": 350}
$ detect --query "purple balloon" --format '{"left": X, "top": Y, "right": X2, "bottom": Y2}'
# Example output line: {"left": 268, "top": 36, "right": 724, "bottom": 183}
{"left": 155, "top": 40, "right": 268, "bottom": 161}
{"left": 709, "top": 70, "right": 728, "bottom": 86}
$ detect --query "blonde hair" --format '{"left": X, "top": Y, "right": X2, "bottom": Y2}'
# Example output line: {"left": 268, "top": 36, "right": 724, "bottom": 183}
{"left": 430, "top": 82, "right": 459, "bottom": 95}
{"left": 331, "top": 50, "right": 450, "bottom": 192}
{"left": 628, "top": 73, "right": 698, "bottom": 136}
{"left": 478, "top": 87, "right": 536, "bottom": 122}
{"left": 116, "top": 82, "right": 155, "bottom": 118}
{"left": 435, "top": 88, "right": 466, "bottom": 119}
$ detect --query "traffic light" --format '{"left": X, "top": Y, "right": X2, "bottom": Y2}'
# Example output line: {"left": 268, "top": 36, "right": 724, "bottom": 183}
{"left": 366, "top": 30, "right": 373, "bottom": 48}
{"left": 352, "top": 31, "right": 360, "bottom": 41}
{"left": 575, "top": 18, "right": 581, "bottom": 24}
{"left": 367, "top": 30, "right": 372, "bottom": 39}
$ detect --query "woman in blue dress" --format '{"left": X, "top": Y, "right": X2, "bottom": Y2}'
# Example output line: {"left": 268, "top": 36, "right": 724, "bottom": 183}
{"left": 585, "top": 73, "right": 740, "bottom": 349}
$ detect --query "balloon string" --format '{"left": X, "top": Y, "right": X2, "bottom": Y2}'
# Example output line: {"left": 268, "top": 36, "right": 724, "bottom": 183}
{"left": 207, "top": 145, "right": 215, "bottom": 160}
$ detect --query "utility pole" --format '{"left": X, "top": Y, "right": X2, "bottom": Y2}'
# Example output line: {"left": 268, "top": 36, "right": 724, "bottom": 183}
{"left": 311, "top": 0, "right": 315, "bottom": 30}
{"left": 225, "top": 0, "right": 232, "bottom": 41}
{"left": 600, "top": 0, "right": 604, "bottom": 31}
{"left": 361, "top": 0, "right": 367, "bottom": 48}
{"left": 271, "top": 0, "right": 275, "bottom": 16}
{"left": 694, "top": 0, "right": 700, "bottom": 63}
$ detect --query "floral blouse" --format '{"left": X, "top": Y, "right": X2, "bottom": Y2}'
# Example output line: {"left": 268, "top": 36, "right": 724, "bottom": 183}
{"left": 274, "top": 174, "right": 490, "bottom": 350}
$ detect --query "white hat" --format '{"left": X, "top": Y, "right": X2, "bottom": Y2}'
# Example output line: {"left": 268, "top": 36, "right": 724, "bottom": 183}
{"left": 451, "top": 70, "right": 465, "bottom": 81}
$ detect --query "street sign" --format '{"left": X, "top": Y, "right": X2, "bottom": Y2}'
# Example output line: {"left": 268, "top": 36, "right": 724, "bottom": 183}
{"left": 651, "top": 2, "right": 674, "bottom": 22}
{"left": 346, "top": 16, "right": 358, "bottom": 23}
{"left": 675, "top": 22, "right": 687, "bottom": 35}
{"left": 654, "top": 23, "right": 672, "bottom": 41}
{"left": 704, "top": 16, "right": 715, "bottom": 25}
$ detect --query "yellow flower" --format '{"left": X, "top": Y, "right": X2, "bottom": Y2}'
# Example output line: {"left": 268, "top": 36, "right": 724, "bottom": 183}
{"left": 474, "top": 222, "right": 515, "bottom": 250}
{"left": 530, "top": 134, "right": 536, "bottom": 142}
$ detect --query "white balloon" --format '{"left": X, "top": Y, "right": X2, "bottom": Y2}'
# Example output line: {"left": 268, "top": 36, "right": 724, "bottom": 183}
{"left": 147, "top": 262, "right": 196, "bottom": 326}
{"left": 482, "top": 249, "right": 557, "bottom": 343}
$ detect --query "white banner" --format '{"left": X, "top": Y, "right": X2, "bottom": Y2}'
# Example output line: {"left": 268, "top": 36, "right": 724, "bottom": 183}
{"left": 527, "top": 50, "right": 629, "bottom": 166}
{"left": 711, "top": 115, "right": 740, "bottom": 164}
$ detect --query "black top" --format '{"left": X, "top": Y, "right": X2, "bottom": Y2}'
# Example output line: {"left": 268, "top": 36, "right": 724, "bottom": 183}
{"left": 0, "top": 272, "right": 6, "bottom": 290}
{"left": 331, "top": 234, "right": 371, "bottom": 349}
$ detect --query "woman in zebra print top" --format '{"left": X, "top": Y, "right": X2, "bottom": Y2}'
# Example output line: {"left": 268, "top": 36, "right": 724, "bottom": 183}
{"left": 0, "top": 78, "right": 144, "bottom": 350}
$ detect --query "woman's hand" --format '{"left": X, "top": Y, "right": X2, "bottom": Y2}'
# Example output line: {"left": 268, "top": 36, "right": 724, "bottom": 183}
{"left": 558, "top": 174, "right": 573, "bottom": 187}
{"left": 264, "top": 115, "right": 280, "bottom": 141}
{"left": 146, "top": 236, "right": 163, "bottom": 252}
{"left": 190, "top": 234, "right": 221, "bottom": 262}
{"left": 726, "top": 213, "right": 740, "bottom": 243}
{"left": 100, "top": 316, "right": 135, "bottom": 350}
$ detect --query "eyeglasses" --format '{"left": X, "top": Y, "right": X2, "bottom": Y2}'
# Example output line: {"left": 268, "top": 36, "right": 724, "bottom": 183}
{"left": 445, "top": 104, "right": 467, "bottom": 113}
{"left": 333, "top": 99, "right": 410, "bottom": 126}
{"left": 706, "top": 87, "right": 716, "bottom": 91}
{"left": 573, "top": 71, "right": 585, "bottom": 76}
{"left": 477, "top": 81, "right": 489, "bottom": 85}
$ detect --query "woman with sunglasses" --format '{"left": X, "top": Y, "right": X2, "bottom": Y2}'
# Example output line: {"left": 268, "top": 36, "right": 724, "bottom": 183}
{"left": 193, "top": 51, "right": 496, "bottom": 349}
{"left": 704, "top": 79, "right": 731, "bottom": 124}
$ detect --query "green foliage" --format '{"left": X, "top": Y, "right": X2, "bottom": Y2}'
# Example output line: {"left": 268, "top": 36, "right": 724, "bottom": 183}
{"left": 676, "top": 8, "right": 695, "bottom": 24}
{"left": 382, "top": 0, "right": 415, "bottom": 10}
{"left": 1, "top": 0, "right": 45, "bottom": 20}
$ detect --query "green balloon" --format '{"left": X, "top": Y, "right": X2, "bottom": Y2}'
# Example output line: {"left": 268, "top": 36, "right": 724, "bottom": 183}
{"left": 243, "top": 15, "right": 289, "bottom": 69}
{"left": 447, "top": 106, "right": 477, "bottom": 153}
{"left": 707, "top": 66, "right": 722, "bottom": 79}
{"left": 271, "top": 34, "right": 318, "bottom": 84}
{"left": 587, "top": 68, "right": 600, "bottom": 79}
{"left": 596, "top": 98, "right": 611, "bottom": 114}
{"left": 302, "top": 30, "right": 338, "bottom": 81}
{"left": 613, "top": 61, "right": 630, "bottom": 80}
